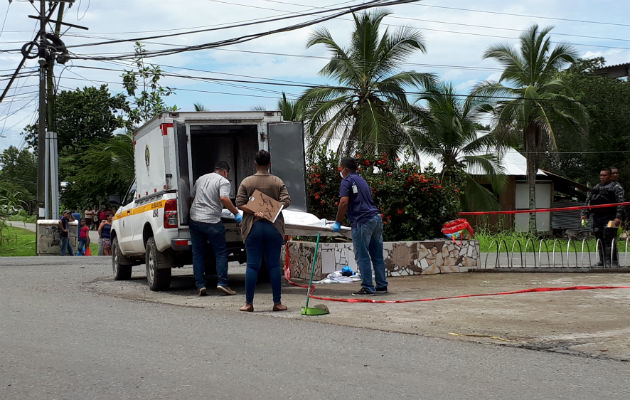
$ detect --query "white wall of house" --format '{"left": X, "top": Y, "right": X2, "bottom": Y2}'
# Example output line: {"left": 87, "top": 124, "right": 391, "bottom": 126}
{"left": 514, "top": 182, "right": 552, "bottom": 232}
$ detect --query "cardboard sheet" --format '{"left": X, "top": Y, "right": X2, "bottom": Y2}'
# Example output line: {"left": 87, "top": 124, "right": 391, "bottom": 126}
{"left": 239, "top": 189, "right": 284, "bottom": 223}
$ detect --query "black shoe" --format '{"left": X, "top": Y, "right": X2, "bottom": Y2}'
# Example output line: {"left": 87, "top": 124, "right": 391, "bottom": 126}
{"left": 375, "top": 287, "right": 388, "bottom": 295}
{"left": 352, "top": 287, "right": 375, "bottom": 296}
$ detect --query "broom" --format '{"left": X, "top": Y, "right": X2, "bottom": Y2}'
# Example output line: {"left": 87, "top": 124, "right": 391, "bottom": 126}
{"left": 301, "top": 233, "right": 329, "bottom": 316}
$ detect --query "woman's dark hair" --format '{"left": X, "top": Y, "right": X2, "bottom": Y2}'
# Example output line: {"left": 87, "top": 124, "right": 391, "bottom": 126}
{"left": 340, "top": 157, "right": 357, "bottom": 172}
{"left": 255, "top": 150, "right": 271, "bottom": 166}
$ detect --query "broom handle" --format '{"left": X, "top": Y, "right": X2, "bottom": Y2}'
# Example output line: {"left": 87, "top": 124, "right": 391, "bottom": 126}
{"left": 305, "top": 233, "right": 320, "bottom": 309}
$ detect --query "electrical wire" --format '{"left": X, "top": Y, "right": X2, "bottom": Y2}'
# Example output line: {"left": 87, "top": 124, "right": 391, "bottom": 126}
{"left": 212, "top": 0, "right": 630, "bottom": 44}
{"left": 63, "top": 64, "right": 626, "bottom": 108}
{"left": 0, "top": 1, "right": 12, "bottom": 40}
{"left": 411, "top": 3, "right": 629, "bottom": 27}
{"left": 65, "top": 0, "right": 395, "bottom": 49}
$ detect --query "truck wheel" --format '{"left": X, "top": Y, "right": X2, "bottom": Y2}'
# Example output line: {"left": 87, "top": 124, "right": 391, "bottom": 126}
{"left": 112, "top": 237, "right": 132, "bottom": 280}
{"left": 145, "top": 237, "right": 171, "bottom": 291}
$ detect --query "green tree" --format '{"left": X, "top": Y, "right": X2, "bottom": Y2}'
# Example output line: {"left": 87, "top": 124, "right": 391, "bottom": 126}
{"left": 478, "top": 25, "right": 587, "bottom": 232}
{"left": 122, "top": 42, "right": 177, "bottom": 129}
{"left": 299, "top": 10, "right": 434, "bottom": 157}
{"left": 22, "top": 85, "right": 127, "bottom": 152}
{"left": 541, "top": 57, "right": 630, "bottom": 191}
{"left": 61, "top": 133, "right": 135, "bottom": 207}
{"left": 411, "top": 82, "right": 506, "bottom": 211}
{"left": 20, "top": 85, "right": 130, "bottom": 209}
{"left": 0, "top": 146, "right": 37, "bottom": 213}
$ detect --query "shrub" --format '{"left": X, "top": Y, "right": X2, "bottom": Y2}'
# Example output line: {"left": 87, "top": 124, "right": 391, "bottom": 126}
{"left": 306, "top": 150, "right": 461, "bottom": 241}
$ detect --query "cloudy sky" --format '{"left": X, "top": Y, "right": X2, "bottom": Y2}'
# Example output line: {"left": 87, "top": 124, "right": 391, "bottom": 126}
{"left": 1, "top": 0, "right": 628, "bottom": 152}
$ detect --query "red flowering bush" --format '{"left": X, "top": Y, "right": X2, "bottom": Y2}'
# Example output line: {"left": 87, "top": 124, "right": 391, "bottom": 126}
{"left": 306, "top": 150, "right": 462, "bottom": 241}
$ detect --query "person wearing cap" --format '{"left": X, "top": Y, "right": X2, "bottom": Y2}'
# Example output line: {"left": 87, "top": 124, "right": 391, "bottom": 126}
{"left": 58, "top": 210, "right": 75, "bottom": 256}
{"left": 332, "top": 157, "right": 388, "bottom": 295}
{"left": 189, "top": 161, "right": 242, "bottom": 297}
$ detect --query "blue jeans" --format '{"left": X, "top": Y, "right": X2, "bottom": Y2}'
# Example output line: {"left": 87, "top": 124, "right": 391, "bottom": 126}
{"left": 60, "top": 236, "right": 73, "bottom": 256}
{"left": 78, "top": 238, "right": 87, "bottom": 255}
{"left": 190, "top": 219, "right": 229, "bottom": 289}
{"left": 244, "top": 221, "right": 283, "bottom": 304}
{"left": 351, "top": 214, "right": 387, "bottom": 293}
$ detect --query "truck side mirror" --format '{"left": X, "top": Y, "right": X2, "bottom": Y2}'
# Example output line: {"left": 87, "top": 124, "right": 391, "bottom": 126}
{"left": 108, "top": 194, "right": 121, "bottom": 207}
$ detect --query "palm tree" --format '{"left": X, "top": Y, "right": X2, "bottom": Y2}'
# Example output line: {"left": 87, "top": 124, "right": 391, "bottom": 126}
{"left": 299, "top": 10, "right": 434, "bottom": 157}
{"left": 80, "top": 133, "right": 134, "bottom": 187}
{"left": 412, "top": 82, "right": 506, "bottom": 211}
{"left": 478, "top": 25, "right": 587, "bottom": 232}
{"left": 278, "top": 92, "right": 304, "bottom": 121}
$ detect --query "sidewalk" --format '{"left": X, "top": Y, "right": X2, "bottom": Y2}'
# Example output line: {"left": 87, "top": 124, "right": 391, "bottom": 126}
{"left": 6, "top": 220, "right": 100, "bottom": 243}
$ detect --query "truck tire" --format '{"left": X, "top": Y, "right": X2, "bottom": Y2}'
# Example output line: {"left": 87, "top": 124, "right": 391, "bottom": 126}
{"left": 145, "top": 237, "right": 171, "bottom": 291}
{"left": 112, "top": 237, "right": 132, "bottom": 280}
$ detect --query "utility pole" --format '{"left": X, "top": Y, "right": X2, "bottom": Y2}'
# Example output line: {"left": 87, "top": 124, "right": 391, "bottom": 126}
{"left": 45, "top": 2, "right": 66, "bottom": 220}
{"left": 29, "top": 0, "right": 82, "bottom": 219}
{"left": 47, "top": 3, "right": 65, "bottom": 147}
{"left": 36, "top": 0, "right": 47, "bottom": 219}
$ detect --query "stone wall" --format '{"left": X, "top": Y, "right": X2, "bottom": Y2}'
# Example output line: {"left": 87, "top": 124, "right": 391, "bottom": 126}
{"left": 36, "top": 220, "right": 78, "bottom": 255}
{"left": 284, "top": 240, "right": 479, "bottom": 280}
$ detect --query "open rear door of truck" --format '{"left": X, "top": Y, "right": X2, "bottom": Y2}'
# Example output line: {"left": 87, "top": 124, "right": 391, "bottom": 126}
{"left": 267, "top": 122, "right": 307, "bottom": 212}
{"left": 174, "top": 121, "right": 191, "bottom": 225}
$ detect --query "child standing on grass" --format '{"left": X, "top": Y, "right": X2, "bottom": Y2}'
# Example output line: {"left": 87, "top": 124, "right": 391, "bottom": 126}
{"left": 78, "top": 218, "right": 90, "bottom": 255}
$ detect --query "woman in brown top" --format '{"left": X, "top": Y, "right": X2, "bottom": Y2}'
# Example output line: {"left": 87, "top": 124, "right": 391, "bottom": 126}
{"left": 236, "top": 150, "right": 291, "bottom": 312}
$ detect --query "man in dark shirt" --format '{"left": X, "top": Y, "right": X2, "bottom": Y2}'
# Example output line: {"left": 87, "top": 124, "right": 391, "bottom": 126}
{"left": 58, "top": 210, "right": 75, "bottom": 256}
{"left": 581, "top": 168, "right": 624, "bottom": 267}
{"left": 610, "top": 166, "right": 620, "bottom": 185}
{"left": 333, "top": 157, "right": 388, "bottom": 295}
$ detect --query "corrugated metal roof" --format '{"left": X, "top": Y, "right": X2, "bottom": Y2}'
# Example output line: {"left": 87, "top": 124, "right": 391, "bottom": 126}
{"left": 418, "top": 147, "right": 546, "bottom": 176}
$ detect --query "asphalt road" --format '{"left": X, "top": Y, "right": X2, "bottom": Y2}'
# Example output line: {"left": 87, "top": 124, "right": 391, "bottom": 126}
{"left": 1, "top": 257, "right": 628, "bottom": 400}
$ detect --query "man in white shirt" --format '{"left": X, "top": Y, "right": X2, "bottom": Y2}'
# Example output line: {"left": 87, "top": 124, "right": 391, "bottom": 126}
{"left": 190, "top": 161, "right": 242, "bottom": 296}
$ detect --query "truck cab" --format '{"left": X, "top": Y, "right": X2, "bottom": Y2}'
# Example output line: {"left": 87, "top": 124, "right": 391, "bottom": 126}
{"left": 111, "top": 111, "right": 306, "bottom": 291}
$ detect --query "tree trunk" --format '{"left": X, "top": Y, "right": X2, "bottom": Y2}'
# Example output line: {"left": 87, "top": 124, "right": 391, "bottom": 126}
{"left": 525, "top": 127, "right": 538, "bottom": 233}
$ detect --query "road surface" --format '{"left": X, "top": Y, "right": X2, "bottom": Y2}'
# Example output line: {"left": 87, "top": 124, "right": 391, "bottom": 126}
{"left": 1, "top": 256, "right": 628, "bottom": 400}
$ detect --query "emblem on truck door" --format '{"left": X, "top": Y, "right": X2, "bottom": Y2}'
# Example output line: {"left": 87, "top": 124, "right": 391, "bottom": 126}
{"left": 145, "top": 145, "right": 150, "bottom": 168}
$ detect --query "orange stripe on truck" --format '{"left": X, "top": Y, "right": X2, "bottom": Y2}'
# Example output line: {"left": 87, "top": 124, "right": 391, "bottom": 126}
{"left": 114, "top": 200, "right": 165, "bottom": 220}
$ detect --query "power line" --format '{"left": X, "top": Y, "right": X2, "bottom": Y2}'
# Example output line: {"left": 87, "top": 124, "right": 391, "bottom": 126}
{"left": 65, "top": 0, "right": 395, "bottom": 50}
{"left": 63, "top": 64, "right": 625, "bottom": 108}
{"left": 387, "top": 15, "right": 630, "bottom": 42}
{"left": 232, "top": 0, "right": 630, "bottom": 42}
{"left": 411, "top": 3, "right": 630, "bottom": 27}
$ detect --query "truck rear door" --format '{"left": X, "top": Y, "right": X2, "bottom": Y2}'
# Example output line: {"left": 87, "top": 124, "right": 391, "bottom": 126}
{"left": 267, "top": 122, "right": 307, "bottom": 212}
{"left": 174, "top": 121, "right": 192, "bottom": 226}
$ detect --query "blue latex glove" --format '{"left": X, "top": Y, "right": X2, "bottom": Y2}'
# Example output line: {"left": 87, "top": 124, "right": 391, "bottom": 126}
{"left": 332, "top": 221, "right": 341, "bottom": 232}
{"left": 234, "top": 213, "right": 243, "bottom": 223}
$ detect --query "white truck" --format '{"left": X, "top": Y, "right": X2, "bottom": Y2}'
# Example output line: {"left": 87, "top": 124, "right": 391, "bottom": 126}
{"left": 110, "top": 111, "right": 309, "bottom": 291}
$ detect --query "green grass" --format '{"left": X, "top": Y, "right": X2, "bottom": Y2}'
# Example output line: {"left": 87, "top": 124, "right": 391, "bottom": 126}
{"left": 476, "top": 229, "right": 627, "bottom": 253}
{"left": 0, "top": 225, "right": 37, "bottom": 256}
{"left": 7, "top": 212, "right": 37, "bottom": 223}
{"left": 0, "top": 224, "right": 100, "bottom": 257}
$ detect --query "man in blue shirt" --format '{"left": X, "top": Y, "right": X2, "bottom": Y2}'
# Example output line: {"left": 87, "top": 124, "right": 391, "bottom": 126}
{"left": 332, "top": 157, "right": 388, "bottom": 295}
{"left": 58, "top": 210, "right": 75, "bottom": 256}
